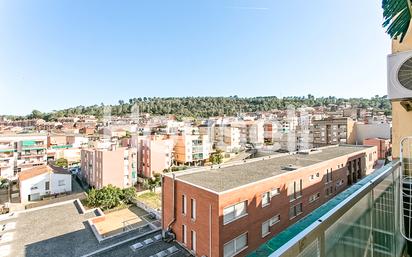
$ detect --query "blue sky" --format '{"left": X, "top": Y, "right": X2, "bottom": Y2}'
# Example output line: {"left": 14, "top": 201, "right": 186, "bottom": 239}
{"left": 0, "top": 0, "right": 390, "bottom": 115}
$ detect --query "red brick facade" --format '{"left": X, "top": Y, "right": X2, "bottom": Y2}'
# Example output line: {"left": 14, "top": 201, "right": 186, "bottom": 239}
{"left": 162, "top": 146, "right": 377, "bottom": 257}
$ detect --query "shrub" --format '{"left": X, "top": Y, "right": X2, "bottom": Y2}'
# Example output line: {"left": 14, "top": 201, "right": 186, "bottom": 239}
{"left": 122, "top": 187, "right": 137, "bottom": 204}
{"left": 86, "top": 184, "right": 136, "bottom": 210}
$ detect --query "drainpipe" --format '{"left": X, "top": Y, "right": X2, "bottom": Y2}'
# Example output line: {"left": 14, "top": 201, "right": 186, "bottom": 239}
{"left": 166, "top": 173, "right": 176, "bottom": 231}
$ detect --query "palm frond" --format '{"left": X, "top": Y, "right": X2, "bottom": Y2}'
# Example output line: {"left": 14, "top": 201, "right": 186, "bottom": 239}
{"left": 382, "top": 0, "right": 412, "bottom": 42}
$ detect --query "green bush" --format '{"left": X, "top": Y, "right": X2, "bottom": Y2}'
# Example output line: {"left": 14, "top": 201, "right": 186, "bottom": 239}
{"left": 55, "top": 158, "right": 68, "bottom": 168}
{"left": 86, "top": 185, "right": 136, "bottom": 210}
{"left": 122, "top": 187, "right": 137, "bottom": 204}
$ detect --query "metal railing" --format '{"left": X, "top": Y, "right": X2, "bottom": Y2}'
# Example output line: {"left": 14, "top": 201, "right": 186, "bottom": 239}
{"left": 249, "top": 160, "right": 405, "bottom": 257}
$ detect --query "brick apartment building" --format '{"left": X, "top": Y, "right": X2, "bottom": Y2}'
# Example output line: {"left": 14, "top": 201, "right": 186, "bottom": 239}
{"left": 363, "top": 137, "right": 391, "bottom": 159}
{"left": 162, "top": 145, "right": 377, "bottom": 257}
{"left": 80, "top": 146, "right": 137, "bottom": 189}
{"left": 312, "top": 117, "right": 356, "bottom": 146}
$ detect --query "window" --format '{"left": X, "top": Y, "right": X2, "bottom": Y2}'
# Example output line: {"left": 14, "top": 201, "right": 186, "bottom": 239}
{"left": 309, "top": 192, "right": 320, "bottom": 203}
{"left": 58, "top": 180, "right": 65, "bottom": 186}
{"left": 309, "top": 174, "right": 315, "bottom": 181}
{"left": 325, "top": 186, "right": 334, "bottom": 196}
{"left": 262, "top": 192, "right": 270, "bottom": 207}
{"left": 191, "top": 198, "right": 196, "bottom": 220}
{"left": 191, "top": 230, "right": 196, "bottom": 252}
{"left": 336, "top": 180, "right": 344, "bottom": 188}
{"left": 325, "top": 169, "right": 333, "bottom": 183}
{"left": 45, "top": 181, "right": 50, "bottom": 191}
{"left": 261, "top": 220, "right": 270, "bottom": 237}
{"left": 182, "top": 225, "right": 187, "bottom": 244}
{"left": 223, "top": 233, "right": 248, "bottom": 257}
{"left": 289, "top": 179, "right": 302, "bottom": 201}
{"left": 289, "top": 203, "right": 303, "bottom": 219}
{"left": 223, "top": 201, "right": 247, "bottom": 224}
{"left": 182, "top": 195, "right": 187, "bottom": 215}
{"left": 270, "top": 214, "right": 280, "bottom": 225}
{"left": 270, "top": 187, "right": 280, "bottom": 197}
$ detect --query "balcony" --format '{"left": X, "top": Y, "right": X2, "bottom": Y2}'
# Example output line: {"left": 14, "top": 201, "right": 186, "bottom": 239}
{"left": 248, "top": 160, "right": 405, "bottom": 257}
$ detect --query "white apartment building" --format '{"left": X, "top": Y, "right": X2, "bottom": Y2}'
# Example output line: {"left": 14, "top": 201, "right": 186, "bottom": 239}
{"left": 0, "top": 134, "right": 47, "bottom": 180}
{"left": 199, "top": 124, "right": 241, "bottom": 153}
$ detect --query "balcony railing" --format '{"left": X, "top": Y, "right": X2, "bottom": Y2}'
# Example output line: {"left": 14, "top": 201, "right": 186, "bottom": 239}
{"left": 248, "top": 160, "right": 405, "bottom": 257}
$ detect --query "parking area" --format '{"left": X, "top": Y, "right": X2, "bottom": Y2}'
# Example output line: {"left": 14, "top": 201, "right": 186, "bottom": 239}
{"left": 0, "top": 201, "right": 167, "bottom": 257}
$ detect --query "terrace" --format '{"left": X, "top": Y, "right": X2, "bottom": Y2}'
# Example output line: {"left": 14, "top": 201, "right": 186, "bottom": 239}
{"left": 0, "top": 200, "right": 168, "bottom": 257}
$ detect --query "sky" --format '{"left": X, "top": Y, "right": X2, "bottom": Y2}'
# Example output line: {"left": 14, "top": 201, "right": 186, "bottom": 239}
{"left": 0, "top": 0, "right": 391, "bottom": 115}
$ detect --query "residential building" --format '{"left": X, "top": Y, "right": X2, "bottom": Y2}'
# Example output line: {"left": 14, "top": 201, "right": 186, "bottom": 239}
{"left": 0, "top": 134, "right": 47, "bottom": 179}
{"left": 355, "top": 122, "right": 391, "bottom": 144}
{"left": 18, "top": 165, "right": 72, "bottom": 203}
{"left": 80, "top": 146, "right": 137, "bottom": 189}
{"left": 138, "top": 135, "right": 174, "bottom": 178}
{"left": 162, "top": 145, "right": 377, "bottom": 257}
{"left": 173, "top": 134, "right": 211, "bottom": 166}
{"left": 363, "top": 138, "right": 391, "bottom": 159}
{"left": 232, "top": 120, "right": 265, "bottom": 147}
{"left": 312, "top": 117, "right": 356, "bottom": 146}
{"left": 199, "top": 124, "right": 241, "bottom": 153}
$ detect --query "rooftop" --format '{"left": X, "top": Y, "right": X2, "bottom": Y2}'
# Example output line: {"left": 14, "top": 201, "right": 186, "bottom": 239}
{"left": 0, "top": 201, "right": 190, "bottom": 257}
{"left": 175, "top": 145, "right": 372, "bottom": 193}
{"left": 18, "top": 165, "right": 70, "bottom": 181}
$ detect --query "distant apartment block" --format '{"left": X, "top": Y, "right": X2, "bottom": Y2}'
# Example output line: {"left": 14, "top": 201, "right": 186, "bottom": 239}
{"left": 138, "top": 135, "right": 174, "bottom": 178}
{"left": 18, "top": 165, "right": 72, "bottom": 203}
{"left": 80, "top": 146, "right": 137, "bottom": 189}
{"left": 232, "top": 120, "right": 265, "bottom": 147}
{"left": 173, "top": 134, "right": 211, "bottom": 166}
{"left": 199, "top": 124, "right": 241, "bottom": 153}
{"left": 162, "top": 145, "right": 377, "bottom": 257}
{"left": 312, "top": 117, "right": 356, "bottom": 146}
{"left": 0, "top": 134, "right": 47, "bottom": 179}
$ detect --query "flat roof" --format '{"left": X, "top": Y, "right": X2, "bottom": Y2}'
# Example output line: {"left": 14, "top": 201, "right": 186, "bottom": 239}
{"left": 0, "top": 201, "right": 189, "bottom": 257}
{"left": 175, "top": 145, "right": 372, "bottom": 193}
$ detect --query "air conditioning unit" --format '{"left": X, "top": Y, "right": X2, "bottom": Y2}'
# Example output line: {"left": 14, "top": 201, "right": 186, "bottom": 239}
{"left": 388, "top": 50, "right": 412, "bottom": 100}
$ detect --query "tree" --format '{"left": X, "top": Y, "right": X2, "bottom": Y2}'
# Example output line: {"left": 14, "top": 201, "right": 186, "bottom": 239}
{"left": 55, "top": 158, "right": 68, "bottom": 168}
{"left": 146, "top": 173, "right": 161, "bottom": 192}
{"left": 122, "top": 187, "right": 137, "bottom": 204}
{"left": 210, "top": 149, "right": 224, "bottom": 164}
{"left": 0, "top": 177, "right": 9, "bottom": 189}
{"left": 86, "top": 185, "right": 139, "bottom": 210}
{"left": 383, "top": 0, "right": 412, "bottom": 42}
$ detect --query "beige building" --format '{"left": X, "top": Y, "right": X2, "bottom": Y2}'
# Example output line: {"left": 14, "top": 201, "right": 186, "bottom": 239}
{"left": 390, "top": 31, "right": 412, "bottom": 158}
{"left": 173, "top": 134, "right": 211, "bottom": 166}
{"left": 199, "top": 124, "right": 241, "bottom": 153}
{"left": 312, "top": 117, "right": 356, "bottom": 147}
{"left": 138, "top": 135, "right": 174, "bottom": 178}
{"left": 80, "top": 146, "right": 137, "bottom": 189}
{"left": 232, "top": 120, "right": 265, "bottom": 147}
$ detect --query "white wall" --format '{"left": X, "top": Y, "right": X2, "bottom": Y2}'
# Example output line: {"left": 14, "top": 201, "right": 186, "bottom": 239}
{"left": 355, "top": 123, "right": 391, "bottom": 144}
{"left": 20, "top": 173, "right": 72, "bottom": 203}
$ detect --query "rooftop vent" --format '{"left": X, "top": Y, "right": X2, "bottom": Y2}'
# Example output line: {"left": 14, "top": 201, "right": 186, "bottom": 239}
{"left": 281, "top": 164, "right": 300, "bottom": 171}
{"left": 297, "top": 149, "right": 322, "bottom": 155}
